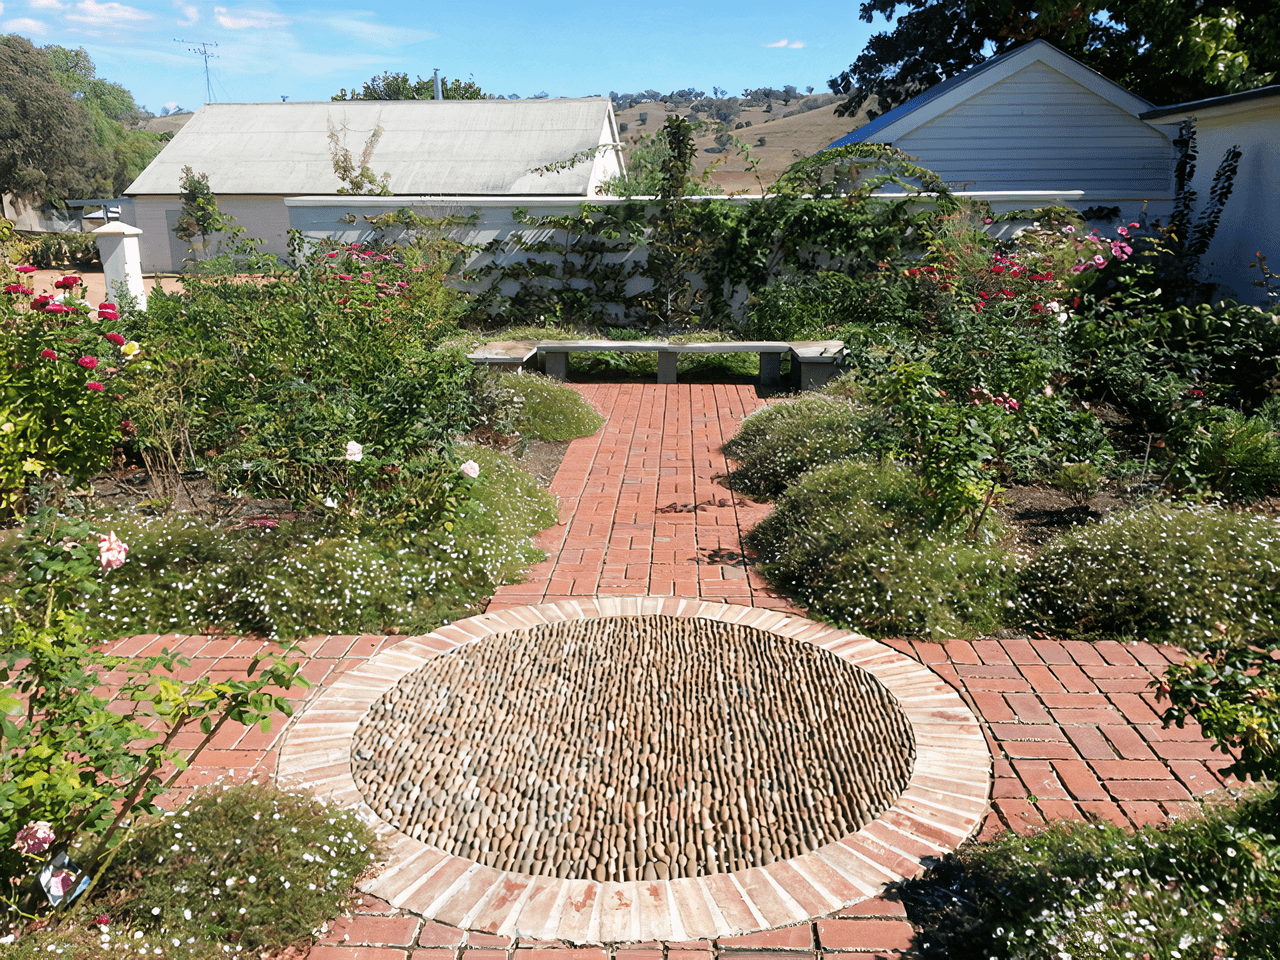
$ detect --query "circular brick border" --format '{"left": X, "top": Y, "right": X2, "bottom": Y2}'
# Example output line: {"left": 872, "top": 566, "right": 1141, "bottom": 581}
{"left": 277, "top": 598, "right": 991, "bottom": 944}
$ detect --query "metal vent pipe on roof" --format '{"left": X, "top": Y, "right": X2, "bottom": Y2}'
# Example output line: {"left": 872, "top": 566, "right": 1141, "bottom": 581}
{"left": 433, "top": 68, "right": 442, "bottom": 101}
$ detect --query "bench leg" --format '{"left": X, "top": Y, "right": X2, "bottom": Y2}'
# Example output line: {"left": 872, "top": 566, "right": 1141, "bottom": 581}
{"left": 758, "top": 352, "right": 782, "bottom": 389}
{"left": 657, "top": 352, "right": 678, "bottom": 385}
{"left": 797, "top": 359, "right": 837, "bottom": 391}
{"left": 543, "top": 352, "right": 568, "bottom": 380}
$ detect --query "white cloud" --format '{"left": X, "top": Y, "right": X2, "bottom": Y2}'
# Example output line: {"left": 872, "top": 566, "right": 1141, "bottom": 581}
{"left": 65, "top": 0, "right": 151, "bottom": 26}
{"left": 173, "top": 0, "right": 198, "bottom": 26}
{"left": 30, "top": 0, "right": 64, "bottom": 10}
{"left": 788, "top": 40, "right": 805, "bottom": 48}
{"left": 764, "top": 38, "right": 806, "bottom": 49}
{"left": 316, "top": 15, "right": 435, "bottom": 49}
{"left": 764, "top": 38, "right": 788, "bottom": 48}
{"left": 2, "top": 16, "right": 49, "bottom": 33}
{"left": 213, "top": 5, "right": 290, "bottom": 30}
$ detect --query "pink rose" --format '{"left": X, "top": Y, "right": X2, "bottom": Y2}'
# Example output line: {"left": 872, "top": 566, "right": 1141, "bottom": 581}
{"left": 98, "top": 531, "right": 128, "bottom": 571}
{"left": 460, "top": 460, "right": 480, "bottom": 479}
{"left": 104, "top": 333, "right": 126, "bottom": 346}
{"left": 15, "top": 264, "right": 37, "bottom": 274}
{"left": 86, "top": 381, "right": 104, "bottom": 391}
{"left": 39, "top": 349, "right": 58, "bottom": 360}
{"left": 13, "top": 821, "right": 55, "bottom": 855}
{"left": 54, "top": 275, "right": 82, "bottom": 289}
{"left": 78, "top": 356, "right": 98, "bottom": 370}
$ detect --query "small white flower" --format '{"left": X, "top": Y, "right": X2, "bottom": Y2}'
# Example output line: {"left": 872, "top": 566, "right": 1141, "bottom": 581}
{"left": 344, "top": 441, "right": 363, "bottom": 462}
{"left": 324, "top": 496, "right": 338, "bottom": 508}
{"left": 460, "top": 459, "right": 480, "bottom": 479}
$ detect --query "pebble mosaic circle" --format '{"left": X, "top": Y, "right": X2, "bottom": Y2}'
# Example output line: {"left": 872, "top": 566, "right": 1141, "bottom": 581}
{"left": 350, "top": 615, "right": 916, "bottom": 882}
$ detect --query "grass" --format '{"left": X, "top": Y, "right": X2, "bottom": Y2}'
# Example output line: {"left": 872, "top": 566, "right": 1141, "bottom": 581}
{"left": 901, "top": 789, "right": 1279, "bottom": 960}
{"left": 3, "top": 781, "right": 377, "bottom": 957}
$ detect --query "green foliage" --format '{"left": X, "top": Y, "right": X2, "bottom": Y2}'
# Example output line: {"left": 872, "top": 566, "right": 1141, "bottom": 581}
{"left": 1158, "top": 631, "right": 1280, "bottom": 788}
{"left": 0, "top": 513, "right": 309, "bottom": 923}
{"left": 5, "top": 782, "right": 376, "bottom": 956}
{"left": 830, "top": 1, "right": 1278, "bottom": 117}
{"left": 746, "top": 270, "right": 923, "bottom": 341}
{"left": 1165, "top": 406, "right": 1280, "bottom": 501}
{"left": 0, "top": 286, "right": 139, "bottom": 519}
{"left": 0, "top": 35, "right": 99, "bottom": 204}
{"left": 173, "top": 167, "right": 238, "bottom": 257}
{"left": 1049, "top": 461, "right": 1107, "bottom": 504}
{"left": 902, "top": 791, "right": 1280, "bottom": 960}
{"left": 1017, "top": 505, "right": 1280, "bottom": 644}
{"left": 18, "top": 232, "right": 98, "bottom": 270}
{"left": 494, "top": 374, "right": 605, "bottom": 441}
{"left": 721, "top": 394, "right": 878, "bottom": 501}
{"left": 333, "top": 70, "right": 488, "bottom": 101}
{"left": 745, "top": 460, "right": 1015, "bottom": 638}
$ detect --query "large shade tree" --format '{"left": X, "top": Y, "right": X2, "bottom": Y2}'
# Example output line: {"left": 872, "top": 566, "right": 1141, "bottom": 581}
{"left": 830, "top": 1, "right": 1280, "bottom": 117}
{"left": 0, "top": 35, "right": 99, "bottom": 207}
{"left": 333, "top": 71, "right": 488, "bottom": 101}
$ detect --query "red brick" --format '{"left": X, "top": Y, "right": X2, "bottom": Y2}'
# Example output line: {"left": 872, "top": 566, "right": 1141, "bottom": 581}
{"left": 1000, "top": 740, "right": 1079, "bottom": 760}
{"left": 1048, "top": 662, "right": 1098, "bottom": 693}
{"left": 353, "top": 895, "right": 395, "bottom": 913}
{"left": 467, "top": 934, "right": 512, "bottom": 948}
{"left": 1093, "top": 640, "right": 1140, "bottom": 666}
{"left": 1051, "top": 759, "right": 1110, "bottom": 801}
{"left": 310, "top": 948, "right": 409, "bottom": 960}
{"left": 1078, "top": 800, "right": 1129, "bottom": 827}
{"left": 1102, "top": 725, "right": 1159, "bottom": 760}
{"left": 987, "top": 723, "right": 1068, "bottom": 742}
{"left": 993, "top": 775, "right": 1029, "bottom": 799}
{"left": 1004, "top": 693, "right": 1052, "bottom": 724}
{"left": 719, "top": 926, "right": 813, "bottom": 949}
{"left": 971, "top": 640, "right": 1014, "bottom": 664}
{"left": 1064, "top": 726, "right": 1118, "bottom": 760}
{"left": 1107, "top": 779, "right": 1193, "bottom": 802}
{"left": 1061, "top": 640, "right": 1106, "bottom": 665}
{"left": 412, "top": 952, "right": 459, "bottom": 960}
{"left": 1017, "top": 663, "right": 1066, "bottom": 693}
{"left": 1088, "top": 759, "right": 1174, "bottom": 780}
{"left": 1035, "top": 799, "right": 1087, "bottom": 823}
{"left": 969, "top": 691, "right": 1016, "bottom": 723}
{"left": 1029, "top": 638, "right": 1072, "bottom": 663}
{"left": 837, "top": 899, "right": 907, "bottom": 920}
{"left": 1010, "top": 759, "right": 1070, "bottom": 800}
{"left": 326, "top": 916, "right": 420, "bottom": 947}
{"left": 614, "top": 951, "right": 663, "bottom": 960}
{"left": 1168, "top": 759, "right": 1228, "bottom": 794}
{"left": 942, "top": 640, "right": 980, "bottom": 663}
{"left": 418, "top": 923, "right": 465, "bottom": 948}
{"left": 1119, "top": 800, "right": 1168, "bottom": 827}
{"left": 998, "top": 637, "right": 1040, "bottom": 664}
{"left": 994, "top": 799, "right": 1046, "bottom": 834}
{"left": 1051, "top": 706, "right": 1123, "bottom": 725}
{"left": 816, "top": 919, "right": 914, "bottom": 951}
{"left": 955, "top": 663, "right": 1023, "bottom": 679}
{"left": 1108, "top": 693, "right": 1163, "bottom": 725}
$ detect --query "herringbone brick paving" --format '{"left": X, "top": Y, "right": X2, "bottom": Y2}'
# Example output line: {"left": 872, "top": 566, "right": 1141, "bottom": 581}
{"left": 99, "top": 382, "right": 1239, "bottom": 959}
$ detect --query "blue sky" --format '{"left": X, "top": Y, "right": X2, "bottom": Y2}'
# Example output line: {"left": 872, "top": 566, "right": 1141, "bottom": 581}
{"left": 0, "top": 0, "right": 886, "bottom": 114}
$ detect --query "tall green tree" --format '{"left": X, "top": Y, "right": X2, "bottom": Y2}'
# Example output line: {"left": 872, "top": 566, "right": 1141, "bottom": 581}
{"left": 0, "top": 35, "right": 98, "bottom": 207}
{"left": 43, "top": 43, "right": 166, "bottom": 196}
{"left": 830, "top": 2, "right": 1279, "bottom": 117}
{"left": 333, "top": 71, "right": 488, "bottom": 101}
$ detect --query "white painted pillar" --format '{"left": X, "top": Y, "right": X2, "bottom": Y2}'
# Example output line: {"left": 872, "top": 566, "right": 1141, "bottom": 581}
{"left": 92, "top": 222, "right": 147, "bottom": 311}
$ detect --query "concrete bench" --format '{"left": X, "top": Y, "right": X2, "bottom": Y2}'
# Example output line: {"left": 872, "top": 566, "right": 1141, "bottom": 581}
{"left": 468, "top": 339, "right": 844, "bottom": 390}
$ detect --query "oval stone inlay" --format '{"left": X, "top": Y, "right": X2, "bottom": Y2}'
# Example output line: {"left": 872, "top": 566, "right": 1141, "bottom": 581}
{"left": 350, "top": 614, "right": 916, "bottom": 882}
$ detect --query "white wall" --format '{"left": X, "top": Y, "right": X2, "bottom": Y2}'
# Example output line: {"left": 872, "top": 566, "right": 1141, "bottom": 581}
{"left": 895, "top": 62, "right": 1175, "bottom": 203}
{"left": 128, "top": 195, "right": 294, "bottom": 273}
{"left": 1153, "top": 101, "right": 1280, "bottom": 305}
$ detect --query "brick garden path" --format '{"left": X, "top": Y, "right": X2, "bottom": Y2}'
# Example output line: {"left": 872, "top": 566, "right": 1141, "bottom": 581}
{"left": 101, "top": 383, "right": 1241, "bottom": 960}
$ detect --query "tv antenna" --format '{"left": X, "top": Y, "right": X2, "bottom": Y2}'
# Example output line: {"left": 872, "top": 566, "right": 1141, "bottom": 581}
{"left": 174, "top": 38, "right": 219, "bottom": 103}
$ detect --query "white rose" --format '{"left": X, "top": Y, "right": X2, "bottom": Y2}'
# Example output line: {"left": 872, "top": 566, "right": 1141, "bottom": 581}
{"left": 344, "top": 441, "right": 363, "bottom": 462}
{"left": 460, "top": 460, "right": 480, "bottom": 479}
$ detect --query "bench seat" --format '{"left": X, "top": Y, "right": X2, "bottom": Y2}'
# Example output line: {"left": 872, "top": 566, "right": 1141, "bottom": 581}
{"left": 468, "top": 338, "right": 844, "bottom": 389}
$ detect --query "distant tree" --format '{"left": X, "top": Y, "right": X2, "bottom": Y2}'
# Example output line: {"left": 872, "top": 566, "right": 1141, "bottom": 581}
{"left": 0, "top": 34, "right": 99, "bottom": 207}
{"left": 43, "top": 43, "right": 165, "bottom": 195}
{"left": 829, "top": 1, "right": 1279, "bottom": 117}
{"left": 332, "top": 71, "right": 488, "bottom": 101}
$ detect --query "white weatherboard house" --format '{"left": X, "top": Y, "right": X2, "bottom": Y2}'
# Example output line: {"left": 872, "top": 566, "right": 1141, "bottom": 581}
{"left": 122, "top": 98, "right": 625, "bottom": 273}
{"left": 1141, "top": 86, "right": 1280, "bottom": 305}
{"left": 825, "top": 40, "right": 1177, "bottom": 222}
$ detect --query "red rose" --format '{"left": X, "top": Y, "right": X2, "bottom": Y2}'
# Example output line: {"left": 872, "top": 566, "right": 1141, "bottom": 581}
{"left": 78, "top": 355, "right": 98, "bottom": 370}
{"left": 104, "top": 333, "right": 126, "bottom": 346}
{"left": 15, "top": 264, "right": 37, "bottom": 274}
{"left": 86, "top": 381, "right": 104, "bottom": 391}
{"left": 39, "top": 349, "right": 58, "bottom": 360}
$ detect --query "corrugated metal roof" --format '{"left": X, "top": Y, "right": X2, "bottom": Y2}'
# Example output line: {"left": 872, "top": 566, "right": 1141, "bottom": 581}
{"left": 126, "top": 99, "right": 616, "bottom": 197}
